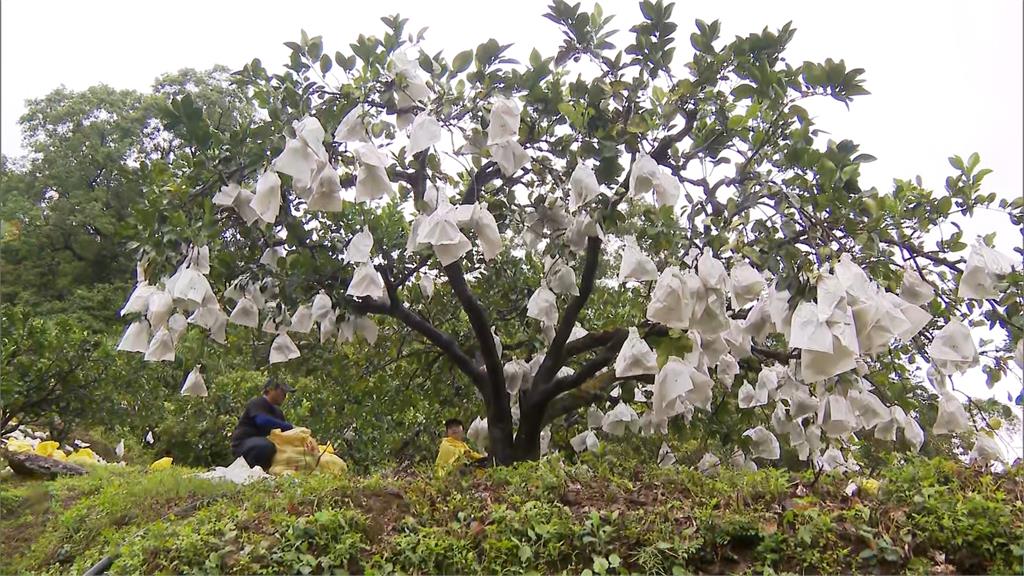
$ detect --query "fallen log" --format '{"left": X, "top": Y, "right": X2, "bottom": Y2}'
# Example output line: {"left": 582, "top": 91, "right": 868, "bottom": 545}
{"left": 2, "top": 450, "right": 87, "bottom": 479}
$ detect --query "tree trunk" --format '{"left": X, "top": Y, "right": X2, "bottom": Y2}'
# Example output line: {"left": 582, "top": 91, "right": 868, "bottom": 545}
{"left": 512, "top": 406, "right": 543, "bottom": 462}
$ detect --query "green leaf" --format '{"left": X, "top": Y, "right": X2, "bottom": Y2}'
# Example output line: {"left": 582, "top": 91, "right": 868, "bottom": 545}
{"left": 451, "top": 50, "right": 473, "bottom": 74}
{"left": 319, "top": 54, "right": 332, "bottom": 75}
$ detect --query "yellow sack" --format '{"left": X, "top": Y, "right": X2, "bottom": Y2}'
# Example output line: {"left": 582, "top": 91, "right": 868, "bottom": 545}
{"left": 268, "top": 428, "right": 346, "bottom": 476}
{"left": 149, "top": 456, "right": 173, "bottom": 471}
{"left": 68, "top": 448, "right": 99, "bottom": 465}
{"left": 4, "top": 438, "right": 33, "bottom": 453}
{"left": 35, "top": 441, "right": 67, "bottom": 461}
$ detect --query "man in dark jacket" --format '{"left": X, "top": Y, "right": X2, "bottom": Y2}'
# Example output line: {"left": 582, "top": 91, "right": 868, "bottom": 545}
{"left": 230, "top": 378, "right": 296, "bottom": 469}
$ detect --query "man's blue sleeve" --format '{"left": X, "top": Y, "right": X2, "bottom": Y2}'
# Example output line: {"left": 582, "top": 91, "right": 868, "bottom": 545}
{"left": 253, "top": 414, "right": 294, "bottom": 433}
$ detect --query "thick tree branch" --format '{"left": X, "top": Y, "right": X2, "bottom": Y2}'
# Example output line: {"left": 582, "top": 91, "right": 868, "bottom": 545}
{"left": 443, "top": 261, "right": 505, "bottom": 395}
{"left": 461, "top": 161, "right": 500, "bottom": 204}
{"left": 564, "top": 328, "right": 629, "bottom": 358}
{"left": 534, "top": 235, "right": 604, "bottom": 393}
{"left": 539, "top": 329, "right": 628, "bottom": 407}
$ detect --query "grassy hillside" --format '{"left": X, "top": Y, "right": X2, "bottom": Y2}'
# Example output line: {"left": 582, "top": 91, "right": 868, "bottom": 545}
{"left": 2, "top": 455, "right": 1022, "bottom": 575}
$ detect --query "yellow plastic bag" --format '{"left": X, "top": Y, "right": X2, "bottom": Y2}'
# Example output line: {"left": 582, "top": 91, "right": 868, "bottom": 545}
{"left": 68, "top": 448, "right": 99, "bottom": 466}
{"left": 5, "top": 438, "right": 33, "bottom": 453}
{"left": 268, "top": 428, "right": 347, "bottom": 476}
{"left": 34, "top": 441, "right": 66, "bottom": 461}
{"left": 149, "top": 456, "right": 173, "bottom": 471}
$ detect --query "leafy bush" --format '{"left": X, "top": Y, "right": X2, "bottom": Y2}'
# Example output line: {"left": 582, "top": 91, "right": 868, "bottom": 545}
{"left": 3, "top": 456, "right": 1021, "bottom": 575}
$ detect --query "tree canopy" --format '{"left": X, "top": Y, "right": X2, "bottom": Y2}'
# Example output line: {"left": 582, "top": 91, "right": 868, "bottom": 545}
{"left": 105, "top": 1, "right": 1023, "bottom": 467}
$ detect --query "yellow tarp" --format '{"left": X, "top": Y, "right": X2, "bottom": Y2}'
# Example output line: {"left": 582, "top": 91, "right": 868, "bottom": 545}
{"left": 5, "top": 439, "right": 33, "bottom": 453}
{"left": 34, "top": 441, "right": 67, "bottom": 461}
{"left": 68, "top": 448, "right": 99, "bottom": 465}
{"left": 149, "top": 457, "right": 173, "bottom": 470}
{"left": 268, "top": 427, "right": 347, "bottom": 476}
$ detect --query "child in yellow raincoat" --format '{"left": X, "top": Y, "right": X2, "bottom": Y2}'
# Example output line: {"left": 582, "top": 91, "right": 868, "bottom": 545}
{"left": 435, "top": 418, "right": 486, "bottom": 475}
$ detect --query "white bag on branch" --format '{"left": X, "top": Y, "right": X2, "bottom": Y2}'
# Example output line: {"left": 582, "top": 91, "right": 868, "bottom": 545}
{"left": 737, "top": 382, "right": 767, "bottom": 409}
{"left": 835, "top": 254, "right": 873, "bottom": 304}
{"left": 145, "top": 328, "right": 175, "bottom": 362}
{"left": 433, "top": 234, "right": 472, "bottom": 266}
{"left": 269, "top": 332, "right": 301, "bottom": 364}
{"left": 586, "top": 406, "right": 605, "bottom": 429}
{"left": 213, "top": 182, "right": 241, "bottom": 206}
{"left": 354, "top": 144, "right": 394, "bottom": 203}
{"left": 545, "top": 258, "right": 578, "bottom": 295}
{"left": 229, "top": 297, "right": 260, "bottom": 328}
{"left": 251, "top": 171, "right": 282, "bottom": 225}
{"left": 472, "top": 203, "right": 503, "bottom": 261}
{"left": 927, "top": 319, "right": 979, "bottom": 374}
{"left": 932, "top": 391, "right": 971, "bottom": 435}
{"left": 742, "top": 426, "right": 780, "bottom": 460}
{"left": 526, "top": 284, "right": 558, "bottom": 326}
{"left": 390, "top": 52, "right": 431, "bottom": 110}
{"left": 504, "top": 359, "right": 531, "bottom": 395}
{"left": 490, "top": 140, "right": 530, "bottom": 177}
{"left": 958, "top": 240, "right": 1015, "bottom": 299}
{"left": 789, "top": 302, "right": 834, "bottom": 353}
{"left": 231, "top": 187, "right": 261, "bottom": 225}
{"left": 646, "top": 266, "right": 689, "bottom": 329}
{"left": 697, "top": 249, "right": 729, "bottom": 290}
{"left": 652, "top": 356, "right": 694, "bottom": 422}
{"left": 288, "top": 305, "right": 314, "bottom": 334}
{"left": 601, "top": 402, "right": 640, "bottom": 436}
{"left": 419, "top": 274, "right": 435, "bottom": 299}
{"left": 333, "top": 106, "right": 370, "bottom": 143}
{"left": 346, "top": 228, "right": 374, "bottom": 264}
{"left": 319, "top": 310, "right": 338, "bottom": 345}
{"left": 899, "top": 265, "right": 934, "bottom": 305}
{"left": 615, "top": 327, "right": 658, "bottom": 377}
{"left": 467, "top": 417, "right": 489, "bottom": 452}
{"left": 273, "top": 138, "right": 319, "bottom": 192}
{"left": 568, "top": 162, "right": 601, "bottom": 212}
{"left": 210, "top": 312, "right": 228, "bottom": 344}
{"left": 968, "top": 433, "right": 1003, "bottom": 466}
{"left": 347, "top": 263, "right": 385, "bottom": 300}
{"left": 716, "top": 353, "right": 739, "bottom": 389}
{"left": 618, "top": 236, "right": 658, "bottom": 283}
{"left": 121, "top": 283, "right": 156, "bottom": 316}
{"left": 901, "top": 410, "right": 925, "bottom": 453}
{"left": 260, "top": 246, "right": 286, "bottom": 270}
{"left": 180, "top": 366, "right": 208, "bottom": 397}
{"left": 146, "top": 291, "right": 174, "bottom": 329}
{"left": 355, "top": 316, "right": 379, "bottom": 345}
{"left": 311, "top": 291, "right": 333, "bottom": 323}
{"left": 168, "top": 313, "right": 188, "bottom": 343}
{"left": 566, "top": 213, "right": 603, "bottom": 254}
{"left": 570, "top": 429, "right": 600, "bottom": 453}
{"left": 568, "top": 323, "right": 588, "bottom": 342}
{"left": 848, "top": 389, "right": 890, "bottom": 430}
{"left": 685, "top": 367, "right": 714, "bottom": 411}
{"left": 117, "top": 320, "right": 151, "bottom": 353}
{"left": 307, "top": 164, "right": 344, "bottom": 212}
{"left": 766, "top": 285, "right": 793, "bottom": 340}
{"left": 487, "top": 96, "right": 521, "bottom": 145}
{"left": 820, "top": 394, "right": 858, "bottom": 438}
{"left": 801, "top": 323, "right": 859, "bottom": 383}
{"left": 628, "top": 154, "right": 679, "bottom": 208}
{"left": 407, "top": 112, "right": 443, "bottom": 157}
{"left": 729, "top": 261, "right": 765, "bottom": 308}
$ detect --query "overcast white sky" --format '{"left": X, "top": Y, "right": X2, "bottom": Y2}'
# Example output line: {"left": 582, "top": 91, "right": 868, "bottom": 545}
{"left": 2, "top": 1, "right": 1022, "bottom": 453}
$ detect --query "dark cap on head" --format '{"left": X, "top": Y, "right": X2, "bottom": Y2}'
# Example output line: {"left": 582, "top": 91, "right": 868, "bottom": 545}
{"left": 263, "top": 378, "right": 296, "bottom": 393}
